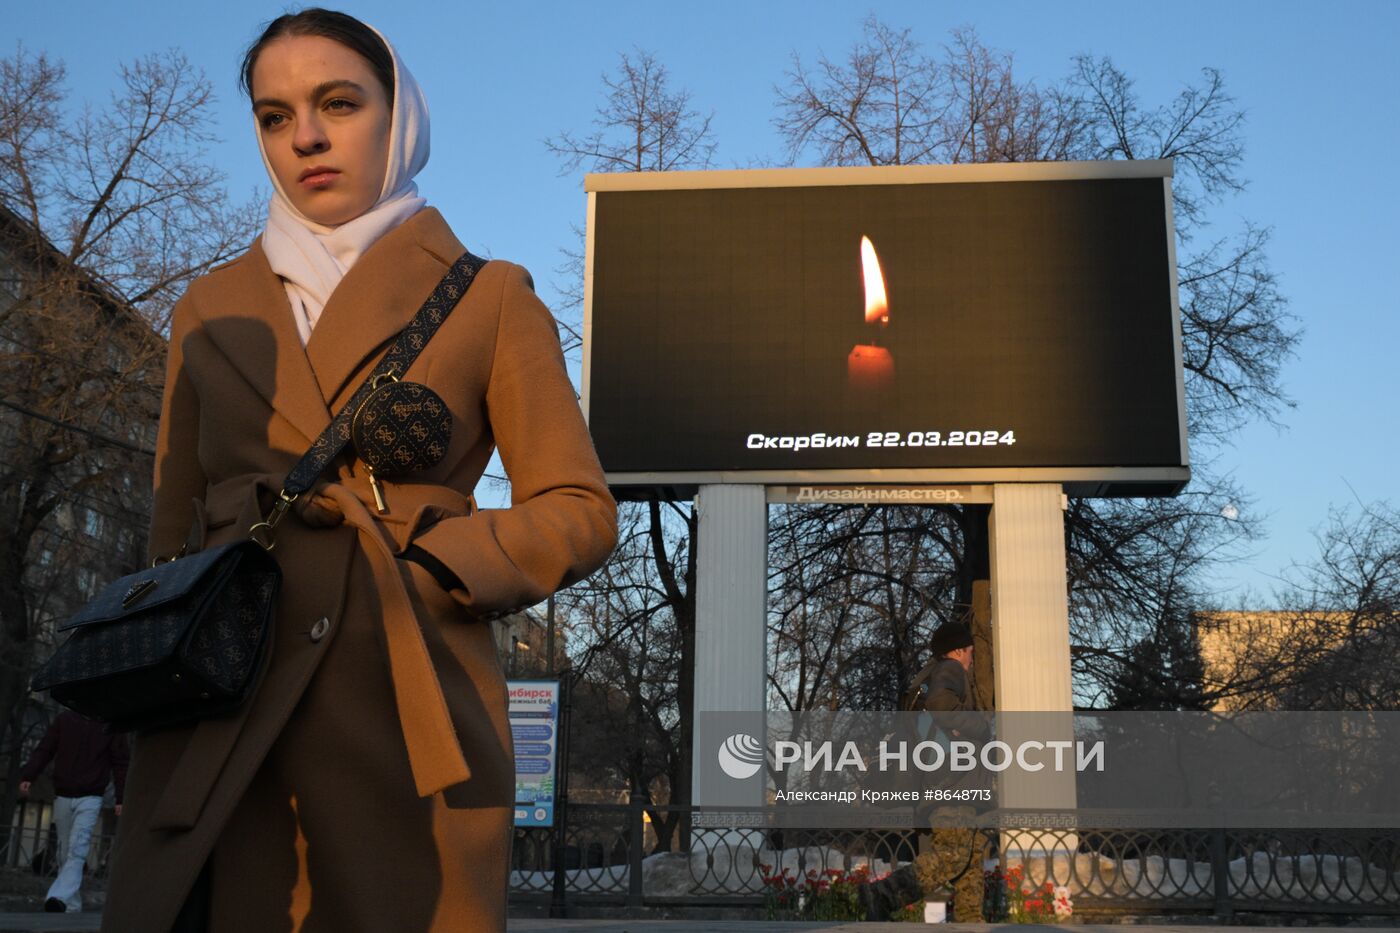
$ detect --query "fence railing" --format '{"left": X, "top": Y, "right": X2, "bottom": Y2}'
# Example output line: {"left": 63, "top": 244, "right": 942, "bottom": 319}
{"left": 2, "top": 800, "right": 118, "bottom": 881}
{"left": 7, "top": 797, "right": 1395, "bottom": 918}
{"left": 511, "top": 803, "right": 1400, "bottom": 918}
{"left": 1001, "top": 828, "right": 1400, "bottom": 915}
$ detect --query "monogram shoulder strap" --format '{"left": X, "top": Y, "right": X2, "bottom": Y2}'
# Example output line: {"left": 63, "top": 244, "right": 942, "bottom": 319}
{"left": 249, "top": 251, "right": 489, "bottom": 548}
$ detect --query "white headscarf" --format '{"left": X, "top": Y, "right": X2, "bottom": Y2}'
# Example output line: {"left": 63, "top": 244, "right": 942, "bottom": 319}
{"left": 256, "top": 23, "right": 431, "bottom": 345}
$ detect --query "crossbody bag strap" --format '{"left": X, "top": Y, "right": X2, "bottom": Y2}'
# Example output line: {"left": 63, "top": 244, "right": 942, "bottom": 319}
{"left": 249, "top": 251, "right": 489, "bottom": 548}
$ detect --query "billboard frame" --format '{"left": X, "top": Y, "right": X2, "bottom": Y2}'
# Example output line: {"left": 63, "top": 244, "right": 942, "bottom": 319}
{"left": 581, "top": 160, "right": 1189, "bottom": 498}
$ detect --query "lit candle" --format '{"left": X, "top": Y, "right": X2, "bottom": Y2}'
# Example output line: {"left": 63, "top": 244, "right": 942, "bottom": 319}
{"left": 847, "top": 235, "right": 894, "bottom": 390}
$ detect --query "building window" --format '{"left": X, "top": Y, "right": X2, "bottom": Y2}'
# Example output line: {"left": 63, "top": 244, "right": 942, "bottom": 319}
{"left": 83, "top": 510, "right": 103, "bottom": 539}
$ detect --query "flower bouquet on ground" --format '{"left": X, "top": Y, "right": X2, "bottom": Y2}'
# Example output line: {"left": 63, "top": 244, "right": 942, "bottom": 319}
{"left": 996, "top": 864, "right": 1073, "bottom": 923}
{"left": 758, "top": 864, "right": 877, "bottom": 921}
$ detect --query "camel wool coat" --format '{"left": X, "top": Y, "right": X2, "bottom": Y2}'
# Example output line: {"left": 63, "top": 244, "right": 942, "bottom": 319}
{"left": 100, "top": 207, "right": 618, "bottom": 932}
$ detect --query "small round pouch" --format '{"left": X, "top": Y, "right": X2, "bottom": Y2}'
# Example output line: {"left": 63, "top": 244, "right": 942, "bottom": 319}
{"left": 351, "top": 372, "right": 453, "bottom": 480}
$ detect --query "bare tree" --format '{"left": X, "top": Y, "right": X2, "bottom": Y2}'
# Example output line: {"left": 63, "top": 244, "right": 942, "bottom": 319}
{"left": 0, "top": 46, "right": 259, "bottom": 816}
{"left": 1071, "top": 56, "right": 1244, "bottom": 230}
{"left": 545, "top": 49, "right": 717, "bottom": 344}
{"left": 775, "top": 20, "right": 1089, "bottom": 168}
{"left": 767, "top": 503, "right": 970, "bottom": 711}
{"left": 1200, "top": 502, "right": 1400, "bottom": 711}
{"left": 1177, "top": 225, "right": 1293, "bottom": 440}
{"left": 1, "top": 49, "right": 256, "bottom": 323}
{"left": 547, "top": 49, "right": 717, "bottom": 176}
{"left": 771, "top": 20, "right": 1299, "bottom": 708}
{"left": 774, "top": 17, "right": 949, "bottom": 167}
{"left": 544, "top": 50, "right": 715, "bottom": 814}
{"left": 556, "top": 497, "right": 696, "bottom": 846}
{"left": 942, "top": 27, "right": 1089, "bottom": 164}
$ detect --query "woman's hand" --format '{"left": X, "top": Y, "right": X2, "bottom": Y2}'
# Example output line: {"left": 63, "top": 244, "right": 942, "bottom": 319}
{"left": 293, "top": 479, "right": 345, "bottom": 528}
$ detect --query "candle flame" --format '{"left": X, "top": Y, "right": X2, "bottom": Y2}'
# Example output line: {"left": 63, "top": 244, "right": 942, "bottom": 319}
{"left": 860, "top": 236, "right": 889, "bottom": 325}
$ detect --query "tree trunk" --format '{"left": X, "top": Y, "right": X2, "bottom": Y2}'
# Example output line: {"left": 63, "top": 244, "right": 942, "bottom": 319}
{"left": 957, "top": 505, "right": 995, "bottom": 710}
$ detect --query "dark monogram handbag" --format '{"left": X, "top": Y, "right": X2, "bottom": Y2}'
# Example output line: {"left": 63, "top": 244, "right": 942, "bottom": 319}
{"left": 30, "top": 252, "right": 487, "bottom": 732}
{"left": 31, "top": 540, "right": 281, "bottom": 732}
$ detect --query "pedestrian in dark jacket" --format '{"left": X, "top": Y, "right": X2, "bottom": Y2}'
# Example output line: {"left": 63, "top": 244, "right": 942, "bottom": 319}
{"left": 865, "top": 621, "right": 990, "bottom": 922}
{"left": 904, "top": 620, "right": 989, "bottom": 742}
{"left": 19, "top": 710, "right": 128, "bottom": 913}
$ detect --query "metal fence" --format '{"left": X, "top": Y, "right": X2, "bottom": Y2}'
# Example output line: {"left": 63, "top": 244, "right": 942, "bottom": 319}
{"left": 2, "top": 800, "right": 118, "bottom": 881}
{"left": 1003, "top": 827, "right": 1400, "bottom": 916}
{"left": 512, "top": 801, "right": 928, "bottom": 903}
{"left": 511, "top": 803, "right": 1400, "bottom": 918}
{"left": 6, "top": 797, "right": 1395, "bottom": 918}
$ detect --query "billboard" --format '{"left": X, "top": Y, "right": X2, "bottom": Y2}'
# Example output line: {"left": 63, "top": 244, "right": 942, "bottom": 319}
{"left": 583, "top": 162, "right": 1188, "bottom": 497}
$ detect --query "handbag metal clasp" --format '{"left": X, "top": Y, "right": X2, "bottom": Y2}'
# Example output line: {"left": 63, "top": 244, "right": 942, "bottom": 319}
{"left": 122, "top": 578, "right": 159, "bottom": 608}
{"left": 248, "top": 488, "right": 298, "bottom": 551}
{"left": 150, "top": 542, "right": 188, "bottom": 569}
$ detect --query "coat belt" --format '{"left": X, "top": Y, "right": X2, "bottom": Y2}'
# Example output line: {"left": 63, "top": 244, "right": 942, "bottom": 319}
{"left": 319, "top": 484, "right": 473, "bottom": 797}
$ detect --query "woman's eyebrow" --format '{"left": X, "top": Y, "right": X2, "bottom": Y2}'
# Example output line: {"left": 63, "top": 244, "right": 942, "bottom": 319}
{"left": 252, "top": 79, "right": 369, "bottom": 111}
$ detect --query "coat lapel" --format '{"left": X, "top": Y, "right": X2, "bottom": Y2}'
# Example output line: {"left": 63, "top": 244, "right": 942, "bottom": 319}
{"left": 196, "top": 208, "right": 467, "bottom": 448}
{"left": 304, "top": 207, "right": 466, "bottom": 412}
{"left": 198, "top": 243, "right": 332, "bottom": 446}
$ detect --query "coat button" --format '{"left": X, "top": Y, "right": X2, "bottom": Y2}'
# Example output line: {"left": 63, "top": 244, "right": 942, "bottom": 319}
{"left": 310, "top": 617, "right": 330, "bottom": 642}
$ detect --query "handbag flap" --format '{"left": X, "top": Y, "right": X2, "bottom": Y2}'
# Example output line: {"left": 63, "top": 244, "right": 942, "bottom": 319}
{"left": 58, "top": 541, "right": 251, "bottom": 632}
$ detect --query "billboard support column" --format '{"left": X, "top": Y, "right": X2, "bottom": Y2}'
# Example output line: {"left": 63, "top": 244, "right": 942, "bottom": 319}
{"left": 989, "top": 483, "right": 1072, "bottom": 712}
{"left": 692, "top": 484, "right": 767, "bottom": 806}
{"left": 989, "top": 484, "right": 1076, "bottom": 854}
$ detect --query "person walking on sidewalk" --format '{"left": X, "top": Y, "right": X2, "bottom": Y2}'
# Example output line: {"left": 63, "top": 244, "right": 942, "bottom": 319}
{"left": 18, "top": 710, "right": 129, "bottom": 913}
{"left": 862, "top": 620, "right": 991, "bottom": 922}
{"left": 907, "top": 620, "right": 989, "bottom": 922}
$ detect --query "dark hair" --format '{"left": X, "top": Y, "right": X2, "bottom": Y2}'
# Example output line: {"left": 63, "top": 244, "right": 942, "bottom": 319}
{"left": 240, "top": 8, "right": 394, "bottom": 105}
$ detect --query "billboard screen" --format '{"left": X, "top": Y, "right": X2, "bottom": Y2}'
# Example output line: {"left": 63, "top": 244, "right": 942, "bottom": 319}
{"left": 584, "top": 162, "right": 1188, "bottom": 496}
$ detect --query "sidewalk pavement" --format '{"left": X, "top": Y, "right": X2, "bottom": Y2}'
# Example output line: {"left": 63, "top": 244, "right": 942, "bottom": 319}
{"left": 0, "top": 918, "right": 1390, "bottom": 933}
{"left": 511, "top": 924, "right": 1390, "bottom": 933}
{"left": 0, "top": 917, "right": 99, "bottom": 933}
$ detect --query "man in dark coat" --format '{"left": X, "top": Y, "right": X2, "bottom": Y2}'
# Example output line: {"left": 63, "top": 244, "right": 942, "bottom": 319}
{"left": 864, "top": 621, "right": 990, "bottom": 922}
{"left": 904, "top": 620, "right": 989, "bottom": 743}
{"left": 19, "top": 710, "right": 128, "bottom": 912}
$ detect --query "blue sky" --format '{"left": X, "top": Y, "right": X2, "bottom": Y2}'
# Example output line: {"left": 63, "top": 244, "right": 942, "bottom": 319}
{"left": 9, "top": 1, "right": 1398, "bottom": 604}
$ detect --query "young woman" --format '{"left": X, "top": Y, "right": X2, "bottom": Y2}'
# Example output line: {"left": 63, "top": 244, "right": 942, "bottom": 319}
{"left": 100, "top": 10, "right": 617, "bottom": 932}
